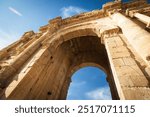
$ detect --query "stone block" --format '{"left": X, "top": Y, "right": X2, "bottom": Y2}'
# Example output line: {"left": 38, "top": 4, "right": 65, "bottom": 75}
{"left": 122, "top": 57, "right": 136, "bottom": 66}
{"left": 115, "top": 65, "right": 144, "bottom": 77}
{"left": 113, "top": 58, "right": 125, "bottom": 67}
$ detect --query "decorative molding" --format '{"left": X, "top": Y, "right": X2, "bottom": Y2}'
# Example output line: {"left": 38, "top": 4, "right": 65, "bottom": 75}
{"left": 100, "top": 27, "right": 120, "bottom": 44}
{"left": 126, "top": 5, "right": 150, "bottom": 17}
{"left": 122, "top": 0, "right": 147, "bottom": 10}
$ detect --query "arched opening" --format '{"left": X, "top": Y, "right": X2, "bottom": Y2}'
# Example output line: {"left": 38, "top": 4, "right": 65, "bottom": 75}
{"left": 1, "top": 27, "right": 119, "bottom": 100}
{"left": 57, "top": 35, "right": 119, "bottom": 100}
{"left": 67, "top": 66, "right": 112, "bottom": 100}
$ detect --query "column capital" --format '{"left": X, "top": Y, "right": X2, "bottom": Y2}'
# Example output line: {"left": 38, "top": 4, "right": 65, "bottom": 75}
{"left": 100, "top": 27, "right": 120, "bottom": 44}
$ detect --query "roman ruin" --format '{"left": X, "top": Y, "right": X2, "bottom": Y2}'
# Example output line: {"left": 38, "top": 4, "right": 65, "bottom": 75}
{"left": 0, "top": 0, "right": 150, "bottom": 100}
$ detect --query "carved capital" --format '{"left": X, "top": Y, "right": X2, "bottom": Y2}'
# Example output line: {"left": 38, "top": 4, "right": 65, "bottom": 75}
{"left": 128, "top": 10, "right": 138, "bottom": 18}
{"left": 100, "top": 27, "right": 120, "bottom": 44}
{"left": 126, "top": 7, "right": 137, "bottom": 16}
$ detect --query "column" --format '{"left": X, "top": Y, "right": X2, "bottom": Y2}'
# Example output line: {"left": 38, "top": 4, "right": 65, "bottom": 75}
{"left": 134, "top": 13, "right": 150, "bottom": 27}
{"left": 103, "top": 32, "right": 150, "bottom": 99}
{"left": 111, "top": 12, "right": 150, "bottom": 65}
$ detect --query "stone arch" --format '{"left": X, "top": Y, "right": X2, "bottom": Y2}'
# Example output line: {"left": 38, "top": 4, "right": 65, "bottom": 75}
{"left": 66, "top": 63, "right": 110, "bottom": 99}
{"left": 1, "top": 0, "right": 150, "bottom": 100}
{"left": 53, "top": 32, "right": 119, "bottom": 100}
{"left": 45, "top": 22, "right": 100, "bottom": 53}
{"left": 0, "top": 17, "right": 121, "bottom": 100}
{"left": 0, "top": 21, "right": 121, "bottom": 100}
{"left": 68, "top": 63, "right": 108, "bottom": 79}
{"left": 45, "top": 20, "right": 119, "bottom": 55}
{"left": 65, "top": 62, "right": 116, "bottom": 99}
{"left": 48, "top": 22, "right": 119, "bottom": 100}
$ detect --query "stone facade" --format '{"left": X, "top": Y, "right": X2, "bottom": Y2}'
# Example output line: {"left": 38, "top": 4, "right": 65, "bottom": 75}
{"left": 0, "top": 0, "right": 150, "bottom": 100}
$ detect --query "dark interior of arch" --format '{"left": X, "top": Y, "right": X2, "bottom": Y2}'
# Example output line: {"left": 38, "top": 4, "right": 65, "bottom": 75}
{"left": 60, "top": 36, "right": 109, "bottom": 71}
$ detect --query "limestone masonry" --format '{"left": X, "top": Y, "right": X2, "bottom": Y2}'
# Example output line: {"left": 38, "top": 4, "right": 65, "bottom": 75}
{"left": 0, "top": 0, "right": 150, "bottom": 100}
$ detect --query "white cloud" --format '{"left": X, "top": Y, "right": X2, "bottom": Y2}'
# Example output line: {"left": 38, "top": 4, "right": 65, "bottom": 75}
{"left": 9, "top": 7, "right": 22, "bottom": 16}
{"left": 60, "top": 6, "right": 87, "bottom": 18}
{"left": 71, "top": 81, "right": 86, "bottom": 87}
{"left": 86, "top": 86, "right": 112, "bottom": 100}
{"left": 67, "top": 81, "right": 86, "bottom": 100}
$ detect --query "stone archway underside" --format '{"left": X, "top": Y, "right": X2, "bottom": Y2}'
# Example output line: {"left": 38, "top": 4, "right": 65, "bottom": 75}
{"left": 57, "top": 36, "right": 117, "bottom": 100}
{"left": 0, "top": 0, "right": 150, "bottom": 100}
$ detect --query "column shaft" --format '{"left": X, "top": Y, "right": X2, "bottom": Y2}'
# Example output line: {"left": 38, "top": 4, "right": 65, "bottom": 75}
{"left": 134, "top": 13, "right": 150, "bottom": 27}
{"left": 111, "top": 12, "right": 150, "bottom": 65}
{"left": 104, "top": 34, "right": 150, "bottom": 99}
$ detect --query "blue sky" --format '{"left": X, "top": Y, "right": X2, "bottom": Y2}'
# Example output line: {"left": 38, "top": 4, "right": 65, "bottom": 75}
{"left": 0, "top": 0, "right": 113, "bottom": 49}
{"left": 67, "top": 67, "right": 111, "bottom": 100}
{"left": 0, "top": 0, "right": 147, "bottom": 100}
{"left": 0, "top": 0, "right": 135, "bottom": 49}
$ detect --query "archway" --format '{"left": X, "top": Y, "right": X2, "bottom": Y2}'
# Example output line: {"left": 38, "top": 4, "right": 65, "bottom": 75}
{"left": 0, "top": 34, "right": 120, "bottom": 100}
{"left": 1, "top": 0, "right": 150, "bottom": 100}
{"left": 57, "top": 35, "right": 119, "bottom": 100}
{"left": 67, "top": 66, "right": 112, "bottom": 100}
{"left": 0, "top": 16, "right": 121, "bottom": 100}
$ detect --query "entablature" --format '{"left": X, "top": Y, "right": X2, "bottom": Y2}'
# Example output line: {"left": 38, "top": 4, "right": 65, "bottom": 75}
{"left": 126, "top": 5, "right": 150, "bottom": 17}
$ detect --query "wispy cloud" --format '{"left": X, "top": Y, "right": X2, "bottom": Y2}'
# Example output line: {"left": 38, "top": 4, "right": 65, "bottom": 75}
{"left": 60, "top": 6, "right": 87, "bottom": 18}
{"left": 86, "top": 86, "right": 112, "bottom": 100}
{"left": 71, "top": 81, "right": 86, "bottom": 87}
{"left": 8, "top": 7, "right": 22, "bottom": 16}
{"left": 67, "top": 81, "right": 86, "bottom": 100}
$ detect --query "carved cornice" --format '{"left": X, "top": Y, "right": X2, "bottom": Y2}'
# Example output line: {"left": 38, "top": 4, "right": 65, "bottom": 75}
{"left": 102, "top": 1, "right": 122, "bottom": 16}
{"left": 38, "top": 10, "right": 105, "bottom": 35}
{"left": 0, "top": 31, "right": 35, "bottom": 61}
{"left": 122, "top": 0, "right": 147, "bottom": 10}
{"left": 125, "top": 4, "right": 150, "bottom": 28}
{"left": 103, "top": 0, "right": 148, "bottom": 17}
{"left": 61, "top": 10, "right": 104, "bottom": 26}
{"left": 39, "top": 24, "right": 48, "bottom": 33}
{"left": 126, "top": 5, "right": 150, "bottom": 17}
{"left": 38, "top": 1, "right": 149, "bottom": 36}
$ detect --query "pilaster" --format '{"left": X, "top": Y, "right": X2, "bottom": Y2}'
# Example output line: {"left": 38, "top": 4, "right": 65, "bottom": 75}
{"left": 103, "top": 31, "right": 150, "bottom": 99}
